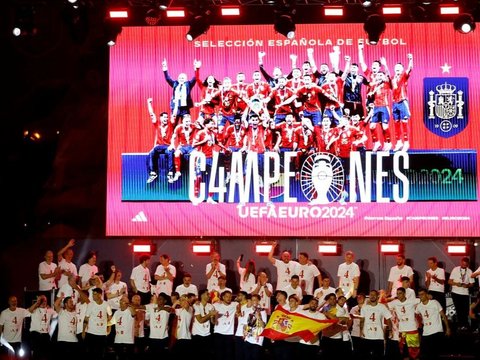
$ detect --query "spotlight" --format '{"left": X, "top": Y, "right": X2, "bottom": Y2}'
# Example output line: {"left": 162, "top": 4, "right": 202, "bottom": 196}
{"left": 157, "top": 0, "right": 169, "bottom": 10}
{"left": 104, "top": 22, "right": 122, "bottom": 46}
{"left": 364, "top": 13, "right": 386, "bottom": 45}
{"left": 362, "top": 1, "right": 373, "bottom": 7}
{"left": 186, "top": 12, "right": 211, "bottom": 42}
{"left": 454, "top": 13, "right": 476, "bottom": 34}
{"left": 274, "top": 14, "right": 295, "bottom": 39}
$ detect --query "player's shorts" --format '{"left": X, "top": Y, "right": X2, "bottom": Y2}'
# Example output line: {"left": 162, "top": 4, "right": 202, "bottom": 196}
{"left": 392, "top": 100, "right": 411, "bottom": 121}
{"left": 372, "top": 106, "right": 390, "bottom": 124}
{"left": 218, "top": 113, "right": 235, "bottom": 127}
{"left": 303, "top": 110, "right": 322, "bottom": 126}
{"left": 274, "top": 113, "right": 287, "bottom": 124}
{"left": 178, "top": 145, "right": 193, "bottom": 156}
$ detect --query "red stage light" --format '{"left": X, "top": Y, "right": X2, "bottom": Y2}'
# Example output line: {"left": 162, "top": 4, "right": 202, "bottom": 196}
{"left": 166, "top": 9, "right": 185, "bottom": 18}
{"left": 383, "top": 6, "right": 402, "bottom": 15}
{"left": 440, "top": 6, "right": 460, "bottom": 15}
{"left": 380, "top": 242, "right": 401, "bottom": 254}
{"left": 192, "top": 241, "right": 212, "bottom": 254}
{"left": 255, "top": 243, "right": 273, "bottom": 254}
{"left": 318, "top": 243, "right": 339, "bottom": 254}
{"left": 447, "top": 243, "right": 467, "bottom": 255}
{"left": 133, "top": 244, "right": 151, "bottom": 253}
{"left": 324, "top": 7, "right": 344, "bottom": 16}
{"left": 221, "top": 7, "right": 240, "bottom": 16}
{"left": 109, "top": 10, "right": 129, "bottom": 19}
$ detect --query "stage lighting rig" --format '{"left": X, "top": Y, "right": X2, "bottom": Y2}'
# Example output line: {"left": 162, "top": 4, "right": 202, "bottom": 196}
{"left": 363, "top": 13, "right": 386, "bottom": 45}
{"left": 454, "top": 13, "right": 476, "bottom": 34}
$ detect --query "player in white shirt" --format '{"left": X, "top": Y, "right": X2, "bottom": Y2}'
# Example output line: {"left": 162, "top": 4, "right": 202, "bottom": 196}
{"left": 78, "top": 251, "right": 99, "bottom": 289}
{"left": 387, "top": 254, "right": 414, "bottom": 298}
{"left": 251, "top": 272, "right": 273, "bottom": 315}
{"left": 106, "top": 270, "right": 128, "bottom": 312}
{"left": 268, "top": 241, "right": 299, "bottom": 291}
{"left": 172, "top": 295, "right": 194, "bottom": 357}
{"left": 360, "top": 290, "right": 392, "bottom": 359}
{"left": 387, "top": 287, "right": 420, "bottom": 360}
{"left": 112, "top": 295, "right": 136, "bottom": 358}
{"left": 28, "top": 294, "right": 58, "bottom": 359}
{"left": 54, "top": 295, "right": 78, "bottom": 356}
{"left": 213, "top": 290, "right": 238, "bottom": 359}
{"left": 425, "top": 256, "right": 446, "bottom": 311}
{"left": 145, "top": 292, "right": 171, "bottom": 357}
{"left": 210, "top": 275, "right": 232, "bottom": 303}
{"left": 349, "top": 292, "right": 365, "bottom": 358}
{"left": 297, "top": 297, "right": 326, "bottom": 357}
{"left": 234, "top": 291, "right": 251, "bottom": 360}
{"left": 314, "top": 277, "right": 336, "bottom": 308}
{"left": 236, "top": 256, "right": 257, "bottom": 294}
{"left": 243, "top": 294, "right": 268, "bottom": 359}
{"left": 38, "top": 250, "right": 60, "bottom": 296}
{"left": 206, "top": 252, "right": 227, "bottom": 292}
{"left": 415, "top": 288, "right": 451, "bottom": 360}
{"left": 283, "top": 275, "right": 304, "bottom": 303}
{"left": 175, "top": 272, "right": 198, "bottom": 297}
{"left": 57, "top": 274, "right": 81, "bottom": 306}
{"left": 321, "top": 293, "right": 349, "bottom": 358}
{"left": 153, "top": 254, "right": 176, "bottom": 296}
{"left": 57, "top": 239, "right": 78, "bottom": 289}
{"left": 130, "top": 255, "right": 152, "bottom": 305}
{"left": 448, "top": 256, "right": 474, "bottom": 330}
{"left": 387, "top": 276, "right": 416, "bottom": 302}
{"left": 297, "top": 252, "right": 322, "bottom": 298}
{"left": 130, "top": 294, "right": 147, "bottom": 356}
{"left": 82, "top": 287, "right": 112, "bottom": 357}
{"left": 337, "top": 250, "right": 360, "bottom": 301}
{"left": 0, "top": 296, "right": 32, "bottom": 357}
{"left": 192, "top": 289, "right": 217, "bottom": 358}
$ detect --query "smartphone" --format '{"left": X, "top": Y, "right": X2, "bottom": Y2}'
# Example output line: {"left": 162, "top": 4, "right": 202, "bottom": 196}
{"left": 240, "top": 254, "right": 244, "bottom": 262}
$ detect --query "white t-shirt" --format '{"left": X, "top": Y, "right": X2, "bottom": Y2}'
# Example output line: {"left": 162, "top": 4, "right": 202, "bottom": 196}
{"left": 314, "top": 286, "right": 336, "bottom": 305}
{"left": 154, "top": 264, "right": 176, "bottom": 296}
{"left": 175, "top": 284, "right": 198, "bottom": 297}
{"left": 405, "top": 288, "right": 416, "bottom": 301}
{"left": 297, "top": 263, "right": 321, "bottom": 296}
{"left": 244, "top": 308, "right": 268, "bottom": 346}
{"left": 256, "top": 283, "right": 273, "bottom": 315}
{"left": 449, "top": 266, "right": 474, "bottom": 296}
{"left": 78, "top": 263, "right": 99, "bottom": 288}
{"left": 0, "top": 308, "right": 31, "bottom": 343}
{"left": 349, "top": 305, "right": 362, "bottom": 338}
{"left": 75, "top": 302, "right": 88, "bottom": 334}
{"left": 57, "top": 259, "right": 78, "bottom": 289}
{"left": 145, "top": 304, "right": 170, "bottom": 339}
{"left": 175, "top": 308, "right": 193, "bottom": 340}
{"left": 213, "top": 301, "right": 238, "bottom": 335}
{"left": 426, "top": 267, "right": 445, "bottom": 293}
{"left": 235, "top": 304, "right": 252, "bottom": 337}
{"left": 273, "top": 259, "right": 299, "bottom": 291}
{"left": 113, "top": 308, "right": 135, "bottom": 344}
{"left": 388, "top": 265, "right": 413, "bottom": 297}
{"left": 57, "top": 284, "right": 80, "bottom": 306}
{"left": 284, "top": 284, "right": 303, "bottom": 302}
{"left": 106, "top": 281, "right": 128, "bottom": 310}
{"left": 38, "top": 261, "right": 58, "bottom": 291}
{"left": 337, "top": 262, "right": 360, "bottom": 295}
{"left": 30, "top": 307, "right": 57, "bottom": 333}
{"left": 57, "top": 309, "right": 78, "bottom": 342}
{"left": 388, "top": 298, "right": 419, "bottom": 332}
{"left": 85, "top": 301, "right": 112, "bottom": 336}
{"left": 415, "top": 299, "right": 443, "bottom": 336}
{"left": 192, "top": 302, "right": 215, "bottom": 336}
{"left": 238, "top": 268, "right": 257, "bottom": 294}
{"left": 360, "top": 303, "right": 392, "bottom": 340}
{"left": 206, "top": 262, "right": 227, "bottom": 292}
{"left": 130, "top": 265, "right": 151, "bottom": 293}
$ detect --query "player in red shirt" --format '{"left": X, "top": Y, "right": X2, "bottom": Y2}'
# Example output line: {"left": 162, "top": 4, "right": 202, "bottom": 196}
{"left": 368, "top": 69, "right": 393, "bottom": 152}
{"left": 316, "top": 115, "right": 339, "bottom": 155}
{"left": 392, "top": 54, "right": 413, "bottom": 152}
{"left": 146, "top": 98, "right": 175, "bottom": 184}
{"left": 168, "top": 114, "right": 196, "bottom": 183}
{"left": 246, "top": 70, "right": 271, "bottom": 102}
{"left": 358, "top": 44, "right": 382, "bottom": 107}
{"left": 194, "top": 66, "right": 220, "bottom": 122}
{"left": 232, "top": 72, "right": 249, "bottom": 113}
{"left": 273, "top": 113, "right": 298, "bottom": 153}
{"left": 264, "top": 77, "right": 295, "bottom": 124}
{"left": 292, "top": 116, "right": 316, "bottom": 179}
{"left": 222, "top": 116, "right": 247, "bottom": 184}
{"left": 192, "top": 118, "right": 228, "bottom": 204}
{"left": 210, "top": 77, "right": 241, "bottom": 134}
{"left": 320, "top": 72, "right": 344, "bottom": 126}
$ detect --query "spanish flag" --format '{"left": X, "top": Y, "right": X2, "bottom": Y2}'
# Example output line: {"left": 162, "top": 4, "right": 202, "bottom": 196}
{"left": 261, "top": 306, "right": 337, "bottom": 342}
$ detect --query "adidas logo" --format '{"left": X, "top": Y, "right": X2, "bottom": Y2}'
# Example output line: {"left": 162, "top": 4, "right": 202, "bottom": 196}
{"left": 131, "top": 211, "right": 148, "bottom": 222}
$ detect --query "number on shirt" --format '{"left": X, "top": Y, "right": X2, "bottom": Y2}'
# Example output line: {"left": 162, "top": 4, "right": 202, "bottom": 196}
{"left": 299, "top": 270, "right": 304, "bottom": 279}
{"left": 117, "top": 317, "right": 122, "bottom": 326}
{"left": 42, "top": 313, "right": 48, "bottom": 323}
{"left": 12, "top": 317, "right": 17, "bottom": 325}
{"left": 369, "top": 313, "right": 376, "bottom": 322}
{"left": 423, "top": 310, "right": 429, "bottom": 319}
{"left": 344, "top": 271, "right": 349, "bottom": 279}
{"left": 400, "top": 306, "right": 406, "bottom": 314}
{"left": 97, "top": 311, "right": 103, "bottom": 319}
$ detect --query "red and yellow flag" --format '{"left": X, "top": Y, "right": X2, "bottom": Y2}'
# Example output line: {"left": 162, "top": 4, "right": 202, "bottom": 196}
{"left": 261, "top": 306, "right": 337, "bottom": 342}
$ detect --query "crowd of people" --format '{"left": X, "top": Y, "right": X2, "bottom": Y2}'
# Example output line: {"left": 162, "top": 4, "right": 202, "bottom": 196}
{"left": 1, "top": 239, "right": 480, "bottom": 360}
{"left": 144, "top": 46, "right": 413, "bottom": 203}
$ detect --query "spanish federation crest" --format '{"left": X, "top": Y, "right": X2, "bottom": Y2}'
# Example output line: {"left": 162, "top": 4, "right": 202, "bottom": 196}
{"left": 423, "top": 77, "right": 468, "bottom": 138}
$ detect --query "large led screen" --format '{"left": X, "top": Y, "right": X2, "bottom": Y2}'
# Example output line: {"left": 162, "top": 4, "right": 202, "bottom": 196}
{"left": 107, "top": 23, "right": 479, "bottom": 237}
